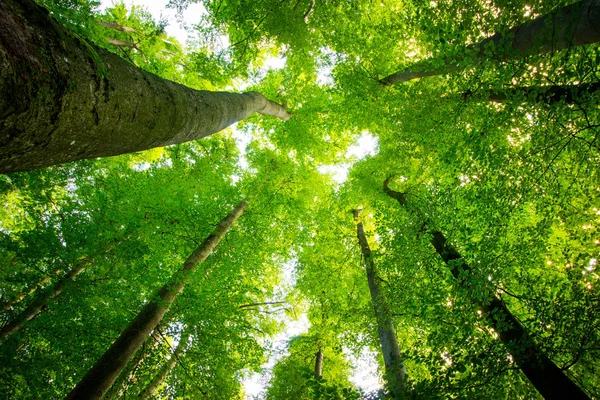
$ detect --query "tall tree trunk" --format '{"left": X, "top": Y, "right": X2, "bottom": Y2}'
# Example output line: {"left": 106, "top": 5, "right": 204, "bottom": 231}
{"left": 314, "top": 346, "right": 323, "bottom": 380}
{"left": 1, "top": 276, "right": 51, "bottom": 311}
{"left": 137, "top": 327, "right": 190, "bottom": 399}
{"left": 66, "top": 201, "right": 247, "bottom": 400}
{"left": 106, "top": 322, "right": 165, "bottom": 400}
{"left": 383, "top": 178, "right": 590, "bottom": 400}
{"left": 354, "top": 211, "right": 406, "bottom": 397}
{"left": 0, "top": 257, "right": 90, "bottom": 342}
{"left": 0, "top": 0, "right": 289, "bottom": 174}
{"left": 380, "top": 0, "right": 600, "bottom": 85}
{"left": 482, "top": 82, "right": 600, "bottom": 104}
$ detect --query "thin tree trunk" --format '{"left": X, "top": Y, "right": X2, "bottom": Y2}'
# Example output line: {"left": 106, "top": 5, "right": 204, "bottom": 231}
{"left": 354, "top": 211, "right": 406, "bottom": 397}
{"left": 314, "top": 346, "right": 323, "bottom": 380}
{"left": 106, "top": 322, "right": 165, "bottom": 400}
{"left": 483, "top": 82, "right": 600, "bottom": 104}
{"left": 99, "top": 21, "right": 137, "bottom": 33}
{"left": 137, "top": 327, "right": 190, "bottom": 399}
{"left": 66, "top": 201, "right": 247, "bottom": 400}
{"left": 1, "top": 276, "right": 51, "bottom": 311}
{"left": 0, "top": 0, "right": 290, "bottom": 174}
{"left": 383, "top": 178, "right": 590, "bottom": 400}
{"left": 0, "top": 257, "right": 90, "bottom": 342}
{"left": 380, "top": 0, "right": 600, "bottom": 85}
{"left": 106, "top": 38, "right": 138, "bottom": 48}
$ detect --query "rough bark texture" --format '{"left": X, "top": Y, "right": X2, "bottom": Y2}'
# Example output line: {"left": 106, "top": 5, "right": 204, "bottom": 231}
{"left": 314, "top": 347, "right": 323, "bottom": 380}
{"left": 0, "top": 257, "right": 89, "bottom": 343}
{"left": 383, "top": 178, "right": 590, "bottom": 400}
{"left": 355, "top": 214, "right": 406, "bottom": 397}
{"left": 0, "top": 0, "right": 289, "bottom": 174}
{"left": 66, "top": 201, "right": 247, "bottom": 400}
{"left": 137, "top": 328, "right": 190, "bottom": 399}
{"left": 380, "top": 0, "right": 600, "bottom": 85}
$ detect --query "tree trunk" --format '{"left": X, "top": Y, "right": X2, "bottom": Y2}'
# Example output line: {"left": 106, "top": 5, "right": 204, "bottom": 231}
{"left": 383, "top": 178, "right": 590, "bottom": 400}
{"left": 137, "top": 327, "right": 190, "bottom": 399}
{"left": 0, "top": 0, "right": 290, "bottom": 174}
{"left": 483, "top": 82, "right": 600, "bottom": 104}
{"left": 106, "top": 322, "right": 165, "bottom": 400}
{"left": 99, "top": 21, "right": 137, "bottom": 33}
{"left": 354, "top": 211, "right": 406, "bottom": 397}
{"left": 314, "top": 346, "right": 323, "bottom": 380}
{"left": 66, "top": 201, "right": 247, "bottom": 400}
{"left": 0, "top": 257, "right": 90, "bottom": 342}
{"left": 380, "top": 0, "right": 600, "bottom": 85}
{"left": 1, "top": 276, "right": 51, "bottom": 311}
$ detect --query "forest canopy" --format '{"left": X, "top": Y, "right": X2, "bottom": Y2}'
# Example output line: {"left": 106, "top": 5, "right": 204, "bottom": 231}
{"left": 0, "top": 0, "right": 599, "bottom": 398}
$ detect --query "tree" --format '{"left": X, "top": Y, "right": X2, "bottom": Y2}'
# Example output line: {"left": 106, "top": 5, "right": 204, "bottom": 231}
{"left": 66, "top": 201, "right": 247, "bottom": 399}
{"left": 0, "top": 0, "right": 289, "bottom": 174}
{"left": 354, "top": 209, "right": 406, "bottom": 398}
{"left": 380, "top": 0, "right": 600, "bottom": 85}
{"left": 383, "top": 177, "right": 589, "bottom": 400}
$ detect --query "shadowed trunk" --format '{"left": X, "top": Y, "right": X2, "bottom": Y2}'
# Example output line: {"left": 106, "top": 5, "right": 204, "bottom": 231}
{"left": 383, "top": 177, "right": 590, "bottom": 400}
{"left": 314, "top": 346, "right": 323, "bottom": 380}
{"left": 106, "top": 322, "right": 165, "bottom": 400}
{"left": 380, "top": 0, "right": 600, "bottom": 85}
{"left": 66, "top": 201, "right": 247, "bottom": 400}
{"left": 0, "top": 0, "right": 289, "bottom": 174}
{"left": 1, "top": 276, "right": 51, "bottom": 312}
{"left": 0, "top": 257, "right": 90, "bottom": 342}
{"left": 355, "top": 210, "right": 406, "bottom": 397}
{"left": 137, "top": 327, "right": 190, "bottom": 399}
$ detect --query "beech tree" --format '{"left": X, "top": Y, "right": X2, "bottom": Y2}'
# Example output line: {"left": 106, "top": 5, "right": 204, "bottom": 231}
{"left": 380, "top": 0, "right": 600, "bottom": 85}
{"left": 0, "top": 0, "right": 289, "bottom": 174}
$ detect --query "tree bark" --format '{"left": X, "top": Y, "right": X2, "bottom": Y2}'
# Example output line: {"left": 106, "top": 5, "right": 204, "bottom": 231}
{"left": 137, "top": 327, "right": 190, "bottom": 399}
{"left": 380, "top": 0, "right": 600, "bottom": 85}
{"left": 0, "top": 0, "right": 290, "bottom": 174}
{"left": 383, "top": 178, "right": 590, "bottom": 400}
{"left": 314, "top": 346, "right": 323, "bottom": 380}
{"left": 0, "top": 257, "right": 90, "bottom": 343}
{"left": 106, "top": 323, "right": 165, "bottom": 400}
{"left": 66, "top": 201, "right": 247, "bottom": 400}
{"left": 99, "top": 21, "right": 137, "bottom": 33}
{"left": 1, "top": 276, "right": 51, "bottom": 312}
{"left": 354, "top": 211, "right": 406, "bottom": 397}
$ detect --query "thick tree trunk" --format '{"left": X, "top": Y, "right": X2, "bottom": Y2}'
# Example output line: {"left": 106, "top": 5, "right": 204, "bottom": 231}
{"left": 314, "top": 346, "right": 323, "bottom": 380}
{"left": 0, "top": 0, "right": 289, "bottom": 174}
{"left": 383, "top": 179, "right": 590, "bottom": 400}
{"left": 137, "top": 327, "right": 190, "bottom": 399}
{"left": 380, "top": 0, "right": 600, "bottom": 85}
{"left": 0, "top": 257, "right": 90, "bottom": 342}
{"left": 483, "top": 82, "right": 600, "bottom": 104}
{"left": 66, "top": 201, "right": 247, "bottom": 400}
{"left": 355, "top": 212, "right": 406, "bottom": 397}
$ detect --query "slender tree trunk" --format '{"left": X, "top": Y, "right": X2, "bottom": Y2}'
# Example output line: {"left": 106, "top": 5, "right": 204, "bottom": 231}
{"left": 1, "top": 276, "right": 51, "bottom": 311}
{"left": 0, "top": 257, "right": 90, "bottom": 342}
{"left": 354, "top": 211, "right": 406, "bottom": 397}
{"left": 0, "top": 0, "right": 289, "bottom": 174}
{"left": 66, "top": 201, "right": 247, "bottom": 400}
{"left": 99, "top": 21, "right": 137, "bottom": 33}
{"left": 483, "top": 82, "right": 600, "bottom": 104}
{"left": 106, "top": 38, "right": 138, "bottom": 48}
{"left": 383, "top": 178, "right": 589, "bottom": 400}
{"left": 106, "top": 322, "right": 165, "bottom": 400}
{"left": 314, "top": 346, "right": 323, "bottom": 380}
{"left": 380, "top": 0, "right": 600, "bottom": 85}
{"left": 137, "top": 327, "right": 190, "bottom": 399}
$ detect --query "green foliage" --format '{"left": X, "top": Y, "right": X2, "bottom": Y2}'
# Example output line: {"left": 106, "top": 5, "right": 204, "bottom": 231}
{"left": 3, "top": 0, "right": 600, "bottom": 398}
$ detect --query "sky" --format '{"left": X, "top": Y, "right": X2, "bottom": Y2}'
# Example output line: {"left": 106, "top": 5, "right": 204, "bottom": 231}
{"left": 98, "top": 0, "right": 382, "bottom": 397}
